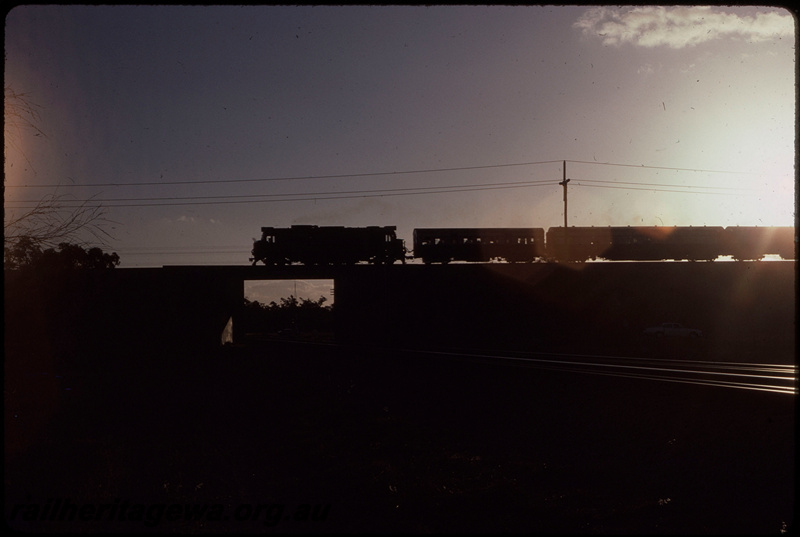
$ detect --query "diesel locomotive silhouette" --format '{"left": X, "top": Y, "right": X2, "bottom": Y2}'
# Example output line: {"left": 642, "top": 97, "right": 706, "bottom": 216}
{"left": 251, "top": 225, "right": 406, "bottom": 266}
{"left": 250, "top": 225, "right": 795, "bottom": 265}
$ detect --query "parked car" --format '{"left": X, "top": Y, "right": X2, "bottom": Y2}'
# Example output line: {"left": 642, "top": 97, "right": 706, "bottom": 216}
{"left": 644, "top": 322, "right": 702, "bottom": 338}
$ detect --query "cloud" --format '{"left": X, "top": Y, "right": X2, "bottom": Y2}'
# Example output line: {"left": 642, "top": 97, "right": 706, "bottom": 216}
{"left": 637, "top": 62, "right": 656, "bottom": 75}
{"left": 574, "top": 6, "right": 794, "bottom": 48}
{"left": 168, "top": 215, "right": 220, "bottom": 225}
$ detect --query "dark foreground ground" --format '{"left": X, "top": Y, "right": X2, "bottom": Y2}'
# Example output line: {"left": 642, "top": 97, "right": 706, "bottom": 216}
{"left": 5, "top": 340, "right": 796, "bottom": 534}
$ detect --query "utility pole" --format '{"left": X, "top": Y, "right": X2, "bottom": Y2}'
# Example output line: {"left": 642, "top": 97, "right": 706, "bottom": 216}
{"left": 559, "top": 160, "right": 570, "bottom": 228}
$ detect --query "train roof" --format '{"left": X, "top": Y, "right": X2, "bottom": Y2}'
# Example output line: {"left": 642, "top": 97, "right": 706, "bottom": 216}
{"left": 413, "top": 227, "right": 544, "bottom": 233}
{"left": 261, "top": 225, "right": 397, "bottom": 232}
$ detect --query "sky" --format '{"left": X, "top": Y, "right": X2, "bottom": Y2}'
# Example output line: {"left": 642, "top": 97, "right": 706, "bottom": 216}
{"left": 4, "top": 5, "right": 796, "bottom": 300}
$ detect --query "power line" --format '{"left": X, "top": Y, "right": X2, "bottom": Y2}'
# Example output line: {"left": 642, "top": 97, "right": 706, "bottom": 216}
{"left": 5, "top": 158, "right": 762, "bottom": 190}
{"left": 574, "top": 178, "right": 758, "bottom": 191}
{"left": 573, "top": 182, "right": 749, "bottom": 196}
{"left": 5, "top": 159, "right": 565, "bottom": 189}
{"left": 7, "top": 173, "right": 764, "bottom": 209}
{"left": 565, "top": 159, "right": 761, "bottom": 175}
{"left": 5, "top": 176, "right": 761, "bottom": 209}
{"left": 6, "top": 179, "right": 559, "bottom": 206}
{"left": 4, "top": 158, "right": 773, "bottom": 209}
{"left": 119, "top": 245, "right": 247, "bottom": 251}
{"left": 6, "top": 180, "right": 560, "bottom": 209}
{"left": 119, "top": 250, "right": 249, "bottom": 256}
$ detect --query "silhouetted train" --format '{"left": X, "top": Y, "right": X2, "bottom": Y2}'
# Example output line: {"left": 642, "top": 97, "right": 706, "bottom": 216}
{"left": 250, "top": 225, "right": 796, "bottom": 265}
{"left": 252, "top": 225, "right": 406, "bottom": 266}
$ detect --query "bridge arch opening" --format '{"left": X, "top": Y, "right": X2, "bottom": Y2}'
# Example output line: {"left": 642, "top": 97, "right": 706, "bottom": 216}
{"left": 241, "top": 279, "right": 335, "bottom": 343}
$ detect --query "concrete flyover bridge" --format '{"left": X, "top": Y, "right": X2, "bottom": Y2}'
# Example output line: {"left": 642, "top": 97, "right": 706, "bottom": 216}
{"left": 41, "top": 261, "right": 793, "bottom": 358}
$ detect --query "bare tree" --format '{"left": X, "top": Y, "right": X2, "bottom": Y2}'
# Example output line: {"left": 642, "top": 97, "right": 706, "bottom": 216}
{"left": 4, "top": 85, "right": 114, "bottom": 261}
{"left": 4, "top": 85, "right": 46, "bottom": 170}
{"left": 4, "top": 191, "right": 114, "bottom": 250}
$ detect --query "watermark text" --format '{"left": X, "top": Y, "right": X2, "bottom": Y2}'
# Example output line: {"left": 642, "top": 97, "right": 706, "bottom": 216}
{"left": 8, "top": 498, "right": 330, "bottom": 528}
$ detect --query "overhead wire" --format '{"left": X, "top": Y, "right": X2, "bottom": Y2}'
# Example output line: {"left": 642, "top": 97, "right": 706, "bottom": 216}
{"left": 120, "top": 250, "right": 249, "bottom": 256}
{"left": 572, "top": 181, "right": 750, "bottom": 197}
{"left": 5, "top": 158, "right": 763, "bottom": 191}
{"left": 6, "top": 179, "right": 560, "bottom": 207}
{"left": 4, "top": 158, "right": 767, "bottom": 208}
{"left": 4, "top": 159, "right": 566, "bottom": 189}
{"left": 565, "top": 159, "right": 762, "bottom": 175}
{"left": 573, "top": 178, "right": 758, "bottom": 191}
{"left": 7, "top": 181, "right": 562, "bottom": 209}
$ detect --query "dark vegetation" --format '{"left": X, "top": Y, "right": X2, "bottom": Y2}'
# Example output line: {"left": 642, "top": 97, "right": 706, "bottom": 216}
{"left": 4, "top": 242, "right": 121, "bottom": 371}
{"left": 5, "top": 258, "right": 795, "bottom": 533}
{"left": 5, "top": 243, "right": 123, "bottom": 460}
{"left": 4, "top": 237, "right": 120, "bottom": 271}
{"left": 238, "top": 295, "right": 334, "bottom": 340}
{"left": 5, "top": 339, "right": 795, "bottom": 534}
